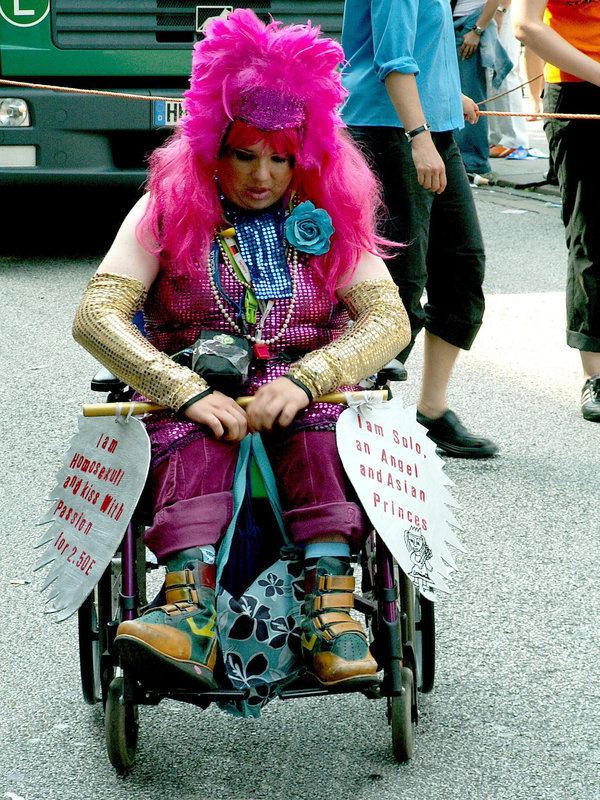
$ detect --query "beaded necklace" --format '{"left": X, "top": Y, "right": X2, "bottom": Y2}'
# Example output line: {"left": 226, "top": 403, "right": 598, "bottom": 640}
{"left": 209, "top": 232, "right": 300, "bottom": 359}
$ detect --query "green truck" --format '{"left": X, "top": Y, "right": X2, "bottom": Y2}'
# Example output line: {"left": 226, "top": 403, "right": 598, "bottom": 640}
{"left": 0, "top": 1, "right": 343, "bottom": 187}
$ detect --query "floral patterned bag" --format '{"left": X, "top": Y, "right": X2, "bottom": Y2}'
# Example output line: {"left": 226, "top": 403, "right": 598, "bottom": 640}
{"left": 215, "top": 434, "right": 305, "bottom": 718}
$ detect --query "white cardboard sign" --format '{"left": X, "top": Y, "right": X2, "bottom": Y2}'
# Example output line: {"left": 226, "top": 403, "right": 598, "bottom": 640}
{"left": 336, "top": 395, "right": 464, "bottom": 599}
{"left": 34, "top": 415, "right": 150, "bottom": 621}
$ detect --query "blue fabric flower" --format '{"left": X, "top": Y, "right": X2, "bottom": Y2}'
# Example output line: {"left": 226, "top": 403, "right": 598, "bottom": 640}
{"left": 227, "top": 595, "right": 272, "bottom": 642}
{"left": 284, "top": 201, "right": 334, "bottom": 256}
{"left": 258, "top": 571, "right": 285, "bottom": 598}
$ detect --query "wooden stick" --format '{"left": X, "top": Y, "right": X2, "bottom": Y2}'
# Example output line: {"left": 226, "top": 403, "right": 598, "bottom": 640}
{"left": 82, "top": 390, "right": 389, "bottom": 417}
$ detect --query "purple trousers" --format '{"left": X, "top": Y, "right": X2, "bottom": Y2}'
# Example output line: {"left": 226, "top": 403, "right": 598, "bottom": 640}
{"left": 143, "top": 431, "right": 369, "bottom": 562}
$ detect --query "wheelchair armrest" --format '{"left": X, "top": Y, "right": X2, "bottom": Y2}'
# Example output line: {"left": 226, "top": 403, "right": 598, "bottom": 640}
{"left": 376, "top": 359, "right": 408, "bottom": 383}
{"left": 90, "top": 366, "right": 128, "bottom": 393}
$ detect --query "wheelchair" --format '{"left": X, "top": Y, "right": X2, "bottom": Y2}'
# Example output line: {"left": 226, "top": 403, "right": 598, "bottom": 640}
{"left": 78, "top": 359, "right": 436, "bottom": 773}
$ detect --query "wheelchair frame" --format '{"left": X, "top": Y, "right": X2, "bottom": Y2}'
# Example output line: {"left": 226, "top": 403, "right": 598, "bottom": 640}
{"left": 78, "top": 363, "right": 435, "bottom": 773}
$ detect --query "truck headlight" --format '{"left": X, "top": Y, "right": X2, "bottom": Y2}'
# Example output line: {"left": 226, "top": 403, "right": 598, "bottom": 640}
{"left": 0, "top": 98, "right": 30, "bottom": 127}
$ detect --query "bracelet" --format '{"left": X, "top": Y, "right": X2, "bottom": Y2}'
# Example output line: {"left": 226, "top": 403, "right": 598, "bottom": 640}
{"left": 497, "top": 6, "right": 508, "bottom": 12}
{"left": 472, "top": 25, "right": 485, "bottom": 35}
{"left": 177, "top": 387, "right": 214, "bottom": 414}
{"left": 283, "top": 375, "right": 314, "bottom": 404}
{"left": 404, "top": 122, "right": 431, "bottom": 143}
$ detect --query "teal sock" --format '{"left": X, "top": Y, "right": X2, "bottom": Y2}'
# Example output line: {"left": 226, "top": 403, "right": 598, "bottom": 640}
{"left": 165, "top": 545, "right": 216, "bottom": 571}
{"left": 304, "top": 541, "right": 351, "bottom": 569}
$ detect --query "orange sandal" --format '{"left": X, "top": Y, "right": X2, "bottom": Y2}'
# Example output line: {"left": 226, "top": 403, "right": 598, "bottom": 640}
{"left": 489, "top": 145, "right": 515, "bottom": 158}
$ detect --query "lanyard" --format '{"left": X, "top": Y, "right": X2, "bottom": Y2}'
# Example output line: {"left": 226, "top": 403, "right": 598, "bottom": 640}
{"left": 220, "top": 231, "right": 262, "bottom": 324}
{"left": 213, "top": 237, "right": 276, "bottom": 336}
{"left": 210, "top": 244, "right": 244, "bottom": 327}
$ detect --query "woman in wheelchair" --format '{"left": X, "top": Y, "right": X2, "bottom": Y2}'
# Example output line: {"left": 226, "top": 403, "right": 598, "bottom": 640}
{"left": 73, "top": 9, "right": 410, "bottom": 695}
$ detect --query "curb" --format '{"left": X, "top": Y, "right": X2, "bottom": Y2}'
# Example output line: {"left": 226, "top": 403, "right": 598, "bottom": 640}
{"left": 495, "top": 178, "right": 560, "bottom": 197}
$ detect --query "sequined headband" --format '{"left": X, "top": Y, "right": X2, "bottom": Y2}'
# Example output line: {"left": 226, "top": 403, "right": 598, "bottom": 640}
{"left": 232, "top": 87, "right": 306, "bottom": 132}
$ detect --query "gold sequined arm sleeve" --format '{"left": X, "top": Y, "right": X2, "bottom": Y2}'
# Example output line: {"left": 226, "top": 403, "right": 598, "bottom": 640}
{"left": 73, "top": 272, "right": 209, "bottom": 411}
{"left": 286, "top": 279, "right": 410, "bottom": 399}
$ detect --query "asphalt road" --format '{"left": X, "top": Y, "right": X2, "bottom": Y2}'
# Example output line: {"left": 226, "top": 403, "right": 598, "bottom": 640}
{"left": 1, "top": 184, "right": 598, "bottom": 800}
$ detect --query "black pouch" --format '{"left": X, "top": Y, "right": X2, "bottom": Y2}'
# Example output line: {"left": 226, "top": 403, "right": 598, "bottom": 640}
{"left": 190, "top": 330, "right": 252, "bottom": 397}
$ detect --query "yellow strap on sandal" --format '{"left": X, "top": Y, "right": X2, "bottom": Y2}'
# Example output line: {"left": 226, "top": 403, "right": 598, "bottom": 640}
{"left": 312, "top": 592, "right": 355, "bottom": 611}
{"left": 318, "top": 574, "right": 355, "bottom": 592}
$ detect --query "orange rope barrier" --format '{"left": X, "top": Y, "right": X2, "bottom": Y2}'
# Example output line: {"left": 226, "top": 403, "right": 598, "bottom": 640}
{"left": 0, "top": 78, "right": 183, "bottom": 104}
{"left": 479, "top": 110, "right": 600, "bottom": 119}
{"left": 476, "top": 72, "right": 600, "bottom": 118}
{"left": 478, "top": 72, "right": 544, "bottom": 106}
{"left": 2, "top": 77, "right": 599, "bottom": 119}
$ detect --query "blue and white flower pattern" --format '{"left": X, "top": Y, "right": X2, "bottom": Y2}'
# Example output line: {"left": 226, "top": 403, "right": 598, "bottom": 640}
{"left": 216, "top": 555, "right": 304, "bottom": 718}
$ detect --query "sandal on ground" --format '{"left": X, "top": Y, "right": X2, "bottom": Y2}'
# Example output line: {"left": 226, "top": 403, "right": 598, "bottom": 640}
{"left": 115, "top": 559, "right": 218, "bottom": 692}
{"left": 489, "top": 145, "right": 515, "bottom": 158}
{"left": 301, "top": 556, "right": 378, "bottom": 689}
{"left": 416, "top": 409, "right": 498, "bottom": 459}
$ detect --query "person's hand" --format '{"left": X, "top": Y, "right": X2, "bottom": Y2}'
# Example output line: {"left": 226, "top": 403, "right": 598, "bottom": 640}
{"left": 410, "top": 134, "right": 447, "bottom": 194}
{"left": 183, "top": 390, "right": 248, "bottom": 441}
{"left": 460, "top": 30, "right": 482, "bottom": 60}
{"left": 461, "top": 93, "right": 480, "bottom": 124}
{"left": 245, "top": 377, "right": 310, "bottom": 432}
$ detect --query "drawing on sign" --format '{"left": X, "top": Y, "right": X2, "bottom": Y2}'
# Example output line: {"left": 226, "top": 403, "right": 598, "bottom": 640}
{"left": 404, "top": 525, "right": 434, "bottom": 595}
{"left": 336, "top": 394, "right": 463, "bottom": 600}
{"left": 34, "top": 415, "right": 150, "bottom": 621}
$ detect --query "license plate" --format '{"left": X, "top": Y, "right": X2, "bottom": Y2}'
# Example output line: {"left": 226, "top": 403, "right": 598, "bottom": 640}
{"left": 153, "top": 100, "right": 184, "bottom": 128}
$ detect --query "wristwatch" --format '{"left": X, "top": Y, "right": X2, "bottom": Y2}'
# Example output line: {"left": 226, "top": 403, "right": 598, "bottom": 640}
{"left": 472, "top": 25, "right": 485, "bottom": 35}
{"left": 497, "top": 6, "right": 508, "bottom": 12}
{"left": 404, "top": 122, "right": 431, "bottom": 143}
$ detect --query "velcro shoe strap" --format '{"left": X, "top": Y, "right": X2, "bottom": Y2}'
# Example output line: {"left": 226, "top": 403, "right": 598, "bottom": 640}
{"left": 321, "top": 620, "right": 367, "bottom": 642}
{"left": 165, "top": 569, "right": 199, "bottom": 605}
{"left": 312, "top": 611, "right": 352, "bottom": 630}
{"left": 312, "top": 592, "right": 354, "bottom": 611}
{"left": 165, "top": 569, "right": 194, "bottom": 588}
{"left": 165, "top": 564, "right": 217, "bottom": 591}
{"left": 166, "top": 586, "right": 199, "bottom": 605}
{"left": 161, "top": 601, "right": 196, "bottom": 616}
{"left": 317, "top": 574, "right": 355, "bottom": 592}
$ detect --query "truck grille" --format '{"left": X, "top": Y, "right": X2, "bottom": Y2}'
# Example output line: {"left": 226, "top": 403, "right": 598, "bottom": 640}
{"left": 52, "top": 1, "right": 344, "bottom": 50}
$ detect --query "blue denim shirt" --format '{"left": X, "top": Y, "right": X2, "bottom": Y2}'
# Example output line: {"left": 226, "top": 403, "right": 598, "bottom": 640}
{"left": 341, "top": 0, "right": 464, "bottom": 132}
{"left": 453, "top": 11, "right": 512, "bottom": 90}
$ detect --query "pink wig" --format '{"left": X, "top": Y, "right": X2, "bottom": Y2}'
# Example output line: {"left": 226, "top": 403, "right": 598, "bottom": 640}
{"left": 139, "top": 9, "right": 390, "bottom": 294}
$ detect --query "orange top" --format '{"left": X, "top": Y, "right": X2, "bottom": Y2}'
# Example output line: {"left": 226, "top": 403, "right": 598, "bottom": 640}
{"left": 544, "top": 0, "right": 600, "bottom": 82}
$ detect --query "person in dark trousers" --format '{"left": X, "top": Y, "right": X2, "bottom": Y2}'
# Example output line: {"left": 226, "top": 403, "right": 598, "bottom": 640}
{"left": 342, "top": 0, "right": 498, "bottom": 457}
{"left": 514, "top": 0, "right": 600, "bottom": 421}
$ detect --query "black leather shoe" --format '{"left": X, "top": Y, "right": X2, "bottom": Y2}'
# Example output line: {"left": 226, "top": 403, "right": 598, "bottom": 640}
{"left": 416, "top": 409, "right": 498, "bottom": 458}
{"left": 581, "top": 374, "right": 600, "bottom": 421}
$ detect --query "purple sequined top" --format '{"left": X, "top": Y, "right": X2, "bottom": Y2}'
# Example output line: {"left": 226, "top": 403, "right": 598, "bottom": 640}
{"left": 139, "top": 249, "right": 358, "bottom": 466}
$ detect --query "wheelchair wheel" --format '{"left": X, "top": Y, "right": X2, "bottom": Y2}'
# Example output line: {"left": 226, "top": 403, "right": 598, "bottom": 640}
{"left": 390, "top": 666, "right": 414, "bottom": 763}
{"left": 105, "top": 675, "right": 139, "bottom": 774}
{"left": 415, "top": 594, "right": 435, "bottom": 694}
{"left": 78, "top": 557, "right": 122, "bottom": 706}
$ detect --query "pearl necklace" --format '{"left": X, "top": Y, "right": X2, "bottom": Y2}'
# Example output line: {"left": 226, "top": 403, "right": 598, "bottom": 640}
{"left": 210, "top": 235, "right": 300, "bottom": 347}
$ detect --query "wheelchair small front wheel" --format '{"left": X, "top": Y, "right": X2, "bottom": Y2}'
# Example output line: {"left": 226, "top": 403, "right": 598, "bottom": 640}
{"left": 389, "top": 666, "right": 415, "bottom": 763}
{"left": 105, "top": 675, "right": 139, "bottom": 774}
